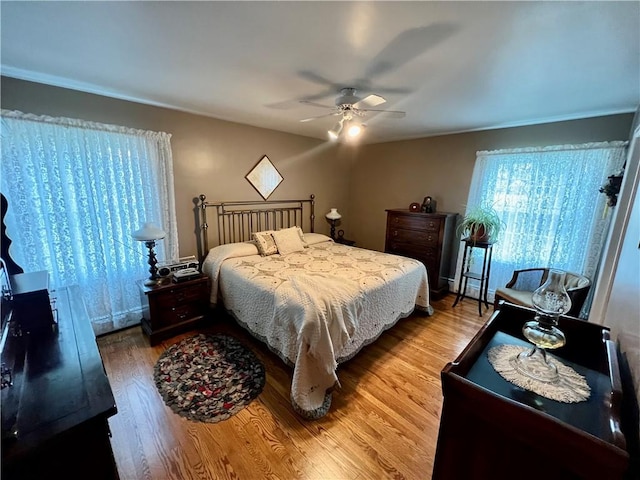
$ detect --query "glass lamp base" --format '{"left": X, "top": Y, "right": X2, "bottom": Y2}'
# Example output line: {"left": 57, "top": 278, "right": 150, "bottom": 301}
{"left": 512, "top": 318, "right": 567, "bottom": 383}
{"left": 511, "top": 346, "right": 560, "bottom": 383}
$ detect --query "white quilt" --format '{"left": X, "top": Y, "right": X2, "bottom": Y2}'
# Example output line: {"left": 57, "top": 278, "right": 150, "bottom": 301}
{"left": 202, "top": 236, "right": 432, "bottom": 418}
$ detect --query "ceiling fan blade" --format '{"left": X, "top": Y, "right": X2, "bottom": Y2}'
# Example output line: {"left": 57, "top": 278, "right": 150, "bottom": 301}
{"left": 300, "top": 112, "right": 341, "bottom": 123}
{"left": 353, "top": 94, "right": 386, "bottom": 109}
{"left": 300, "top": 100, "right": 335, "bottom": 109}
{"left": 361, "top": 109, "right": 406, "bottom": 119}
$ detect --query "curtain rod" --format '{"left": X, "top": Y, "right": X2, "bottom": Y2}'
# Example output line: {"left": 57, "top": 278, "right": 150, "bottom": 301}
{"left": 477, "top": 141, "right": 628, "bottom": 156}
{"left": 1, "top": 109, "right": 170, "bottom": 139}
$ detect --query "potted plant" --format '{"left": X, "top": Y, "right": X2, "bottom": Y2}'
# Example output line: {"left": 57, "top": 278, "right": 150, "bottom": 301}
{"left": 459, "top": 205, "right": 504, "bottom": 243}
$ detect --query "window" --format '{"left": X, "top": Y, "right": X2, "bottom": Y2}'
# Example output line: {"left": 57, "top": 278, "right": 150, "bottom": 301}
{"left": 461, "top": 141, "right": 627, "bottom": 305}
{"left": 1, "top": 110, "right": 178, "bottom": 334}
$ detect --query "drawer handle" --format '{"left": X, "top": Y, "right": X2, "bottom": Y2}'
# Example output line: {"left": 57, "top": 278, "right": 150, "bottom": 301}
{"left": 393, "top": 230, "right": 398, "bottom": 237}
{"left": 177, "top": 313, "right": 187, "bottom": 320}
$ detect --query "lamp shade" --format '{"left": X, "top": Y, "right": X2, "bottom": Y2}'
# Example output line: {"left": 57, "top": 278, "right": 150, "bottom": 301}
{"left": 132, "top": 222, "right": 166, "bottom": 241}
{"left": 325, "top": 208, "right": 342, "bottom": 220}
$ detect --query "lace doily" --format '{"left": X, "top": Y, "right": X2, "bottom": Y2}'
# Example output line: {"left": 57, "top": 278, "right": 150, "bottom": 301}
{"left": 488, "top": 344, "right": 591, "bottom": 403}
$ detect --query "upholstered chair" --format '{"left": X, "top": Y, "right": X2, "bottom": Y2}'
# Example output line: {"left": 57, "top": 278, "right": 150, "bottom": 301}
{"left": 494, "top": 268, "right": 591, "bottom": 318}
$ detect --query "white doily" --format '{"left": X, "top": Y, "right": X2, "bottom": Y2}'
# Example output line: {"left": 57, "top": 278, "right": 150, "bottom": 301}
{"left": 488, "top": 344, "right": 591, "bottom": 403}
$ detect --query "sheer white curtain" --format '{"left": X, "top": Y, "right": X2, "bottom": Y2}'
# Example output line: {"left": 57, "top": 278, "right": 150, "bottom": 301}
{"left": 0, "top": 110, "right": 178, "bottom": 334}
{"left": 459, "top": 141, "right": 628, "bottom": 306}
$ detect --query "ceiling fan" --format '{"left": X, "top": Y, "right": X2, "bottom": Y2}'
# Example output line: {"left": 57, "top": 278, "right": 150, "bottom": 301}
{"left": 299, "top": 88, "right": 406, "bottom": 140}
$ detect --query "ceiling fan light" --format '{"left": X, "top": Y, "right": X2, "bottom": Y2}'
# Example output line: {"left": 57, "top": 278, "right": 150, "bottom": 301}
{"left": 347, "top": 123, "right": 362, "bottom": 137}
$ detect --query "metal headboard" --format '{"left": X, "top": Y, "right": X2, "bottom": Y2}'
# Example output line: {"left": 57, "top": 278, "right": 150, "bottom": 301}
{"left": 197, "top": 194, "right": 315, "bottom": 257}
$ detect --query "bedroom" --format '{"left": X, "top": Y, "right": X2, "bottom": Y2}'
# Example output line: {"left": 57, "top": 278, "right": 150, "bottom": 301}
{"left": 1, "top": 1, "right": 639, "bottom": 479}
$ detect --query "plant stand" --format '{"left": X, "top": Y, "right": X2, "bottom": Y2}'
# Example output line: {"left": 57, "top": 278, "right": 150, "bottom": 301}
{"left": 452, "top": 237, "right": 494, "bottom": 316}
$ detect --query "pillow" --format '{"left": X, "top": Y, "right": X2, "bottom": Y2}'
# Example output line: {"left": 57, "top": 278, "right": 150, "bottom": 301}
{"left": 303, "top": 232, "right": 333, "bottom": 246}
{"left": 295, "top": 226, "right": 308, "bottom": 247}
{"left": 252, "top": 230, "right": 278, "bottom": 256}
{"left": 272, "top": 227, "right": 306, "bottom": 255}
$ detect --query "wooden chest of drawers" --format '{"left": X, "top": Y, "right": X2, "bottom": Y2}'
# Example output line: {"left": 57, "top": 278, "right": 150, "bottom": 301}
{"left": 139, "top": 275, "right": 210, "bottom": 345}
{"left": 385, "top": 209, "right": 458, "bottom": 298}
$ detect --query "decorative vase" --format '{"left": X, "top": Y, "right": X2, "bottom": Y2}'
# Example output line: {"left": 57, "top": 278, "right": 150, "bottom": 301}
{"left": 511, "top": 269, "right": 572, "bottom": 383}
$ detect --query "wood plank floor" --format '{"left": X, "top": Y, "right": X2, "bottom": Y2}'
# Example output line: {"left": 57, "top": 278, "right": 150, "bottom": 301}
{"left": 97, "top": 294, "right": 490, "bottom": 480}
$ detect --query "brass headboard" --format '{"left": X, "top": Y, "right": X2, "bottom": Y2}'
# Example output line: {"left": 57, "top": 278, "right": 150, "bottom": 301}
{"left": 197, "top": 194, "right": 315, "bottom": 258}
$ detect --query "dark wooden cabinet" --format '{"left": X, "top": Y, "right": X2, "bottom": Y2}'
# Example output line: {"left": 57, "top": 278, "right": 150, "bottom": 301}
{"left": 139, "top": 275, "right": 210, "bottom": 345}
{"left": 384, "top": 209, "right": 457, "bottom": 299}
{"left": 1, "top": 285, "right": 119, "bottom": 480}
{"left": 432, "top": 302, "right": 633, "bottom": 480}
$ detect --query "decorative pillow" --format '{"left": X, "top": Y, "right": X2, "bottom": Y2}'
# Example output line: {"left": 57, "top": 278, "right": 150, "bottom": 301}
{"left": 252, "top": 230, "right": 278, "bottom": 256}
{"left": 272, "top": 227, "right": 306, "bottom": 255}
{"left": 296, "top": 226, "right": 309, "bottom": 247}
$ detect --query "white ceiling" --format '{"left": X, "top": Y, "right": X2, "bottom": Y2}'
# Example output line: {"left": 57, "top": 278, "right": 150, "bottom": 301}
{"left": 1, "top": 1, "right": 639, "bottom": 144}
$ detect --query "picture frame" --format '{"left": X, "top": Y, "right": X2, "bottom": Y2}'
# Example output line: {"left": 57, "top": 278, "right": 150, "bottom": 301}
{"left": 245, "top": 155, "right": 283, "bottom": 200}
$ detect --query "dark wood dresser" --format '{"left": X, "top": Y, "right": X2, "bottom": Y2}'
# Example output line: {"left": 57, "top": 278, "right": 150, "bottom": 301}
{"left": 384, "top": 209, "right": 458, "bottom": 299}
{"left": 139, "top": 275, "right": 210, "bottom": 345}
{"left": 432, "top": 302, "right": 635, "bottom": 480}
{"left": 1, "top": 285, "right": 119, "bottom": 480}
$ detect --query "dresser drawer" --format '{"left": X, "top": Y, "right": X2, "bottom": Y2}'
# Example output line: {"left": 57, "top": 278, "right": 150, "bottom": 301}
{"left": 385, "top": 209, "right": 458, "bottom": 296}
{"left": 388, "top": 227, "right": 439, "bottom": 246}
{"left": 387, "top": 241, "right": 438, "bottom": 260}
{"left": 389, "top": 214, "right": 442, "bottom": 232}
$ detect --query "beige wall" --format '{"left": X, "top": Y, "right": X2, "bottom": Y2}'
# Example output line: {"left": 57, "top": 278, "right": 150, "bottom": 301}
{"left": 1, "top": 77, "right": 633, "bottom": 261}
{"left": 1, "top": 77, "right": 353, "bottom": 258}
{"left": 349, "top": 114, "right": 634, "bottom": 253}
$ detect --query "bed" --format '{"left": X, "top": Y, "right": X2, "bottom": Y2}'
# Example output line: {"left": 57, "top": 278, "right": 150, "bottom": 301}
{"left": 197, "top": 194, "right": 433, "bottom": 418}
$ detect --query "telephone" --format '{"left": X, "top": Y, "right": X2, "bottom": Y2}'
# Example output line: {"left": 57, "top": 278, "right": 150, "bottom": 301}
{"left": 172, "top": 267, "right": 201, "bottom": 283}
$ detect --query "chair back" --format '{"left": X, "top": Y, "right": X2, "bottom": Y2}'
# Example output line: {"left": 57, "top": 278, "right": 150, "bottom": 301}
{"left": 563, "top": 271, "right": 591, "bottom": 317}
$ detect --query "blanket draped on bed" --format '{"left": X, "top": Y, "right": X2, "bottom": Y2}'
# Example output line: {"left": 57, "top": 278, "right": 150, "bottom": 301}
{"left": 277, "top": 273, "right": 363, "bottom": 416}
{"left": 202, "top": 237, "right": 431, "bottom": 418}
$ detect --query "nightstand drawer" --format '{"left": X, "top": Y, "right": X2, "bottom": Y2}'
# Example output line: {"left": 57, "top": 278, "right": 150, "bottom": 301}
{"left": 155, "top": 282, "right": 208, "bottom": 307}
{"left": 155, "top": 303, "right": 205, "bottom": 329}
{"left": 389, "top": 214, "right": 441, "bottom": 232}
{"left": 139, "top": 275, "right": 210, "bottom": 345}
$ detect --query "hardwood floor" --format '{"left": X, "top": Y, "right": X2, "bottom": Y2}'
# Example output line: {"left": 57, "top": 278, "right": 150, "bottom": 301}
{"left": 97, "top": 294, "right": 489, "bottom": 480}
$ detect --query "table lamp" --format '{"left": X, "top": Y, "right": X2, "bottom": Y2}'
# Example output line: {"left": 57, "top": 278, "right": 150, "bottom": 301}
{"left": 512, "top": 269, "right": 571, "bottom": 382}
{"left": 132, "top": 222, "right": 167, "bottom": 286}
{"left": 326, "top": 208, "right": 342, "bottom": 240}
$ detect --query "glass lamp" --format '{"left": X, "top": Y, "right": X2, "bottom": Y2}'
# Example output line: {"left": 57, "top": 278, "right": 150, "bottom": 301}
{"left": 132, "top": 222, "right": 167, "bottom": 286}
{"left": 512, "top": 269, "right": 571, "bottom": 383}
{"left": 325, "top": 208, "right": 342, "bottom": 240}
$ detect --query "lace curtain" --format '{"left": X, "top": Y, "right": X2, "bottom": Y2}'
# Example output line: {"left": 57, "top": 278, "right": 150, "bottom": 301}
{"left": 458, "top": 141, "right": 628, "bottom": 307}
{"left": 0, "top": 110, "right": 178, "bottom": 335}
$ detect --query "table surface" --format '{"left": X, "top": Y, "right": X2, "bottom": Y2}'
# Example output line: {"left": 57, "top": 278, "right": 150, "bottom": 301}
{"left": 466, "top": 330, "right": 613, "bottom": 441}
{"left": 1, "top": 285, "right": 117, "bottom": 460}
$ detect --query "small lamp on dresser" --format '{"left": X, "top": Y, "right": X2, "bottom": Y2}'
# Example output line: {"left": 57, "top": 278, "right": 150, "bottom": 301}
{"left": 325, "top": 208, "right": 342, "bottom": 240}
{"left": 132, "top": 222, "right": 166, "bottom": 286}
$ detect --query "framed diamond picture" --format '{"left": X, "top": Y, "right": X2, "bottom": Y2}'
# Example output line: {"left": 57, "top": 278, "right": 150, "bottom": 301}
{"left": 245, "top": 155, "right": 283, "bottom": 200}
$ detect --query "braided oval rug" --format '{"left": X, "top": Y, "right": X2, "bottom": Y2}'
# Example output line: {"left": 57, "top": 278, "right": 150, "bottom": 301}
{"left": 154, "top": 333, "right": 266, "bottom": 423}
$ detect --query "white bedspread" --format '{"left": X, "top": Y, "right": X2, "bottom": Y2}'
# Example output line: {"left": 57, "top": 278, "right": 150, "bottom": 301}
{"left": 202, "top": 237, "right": 431, "bottom": 418}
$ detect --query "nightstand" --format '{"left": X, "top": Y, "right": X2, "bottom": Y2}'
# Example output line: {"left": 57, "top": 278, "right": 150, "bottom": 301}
{"left": 335, "top": 229, "right": 355, "bottom": 246}
{"left": 139, "top": 275, "right": 210, "bottom": 345}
